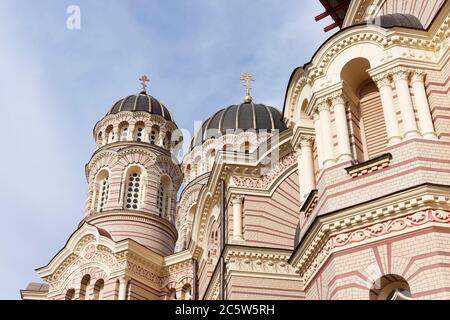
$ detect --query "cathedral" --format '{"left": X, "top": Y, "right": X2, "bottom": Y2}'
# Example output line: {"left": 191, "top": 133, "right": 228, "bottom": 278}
{"left": 21, "top": 0, "right": 450, "bottom": 300}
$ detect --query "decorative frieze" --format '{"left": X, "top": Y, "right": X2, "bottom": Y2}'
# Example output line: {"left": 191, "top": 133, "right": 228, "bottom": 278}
{"left": 225, "top": 250, "right": 298, "bottom": 276}
{"left": 331, "top": 209, "right": 450, "bottom": 248}
{"left": 230, "top": 152, "right": 297, "bottom": 190}
{"left": 296, "top": 208, "right": 450, "bottom": 284}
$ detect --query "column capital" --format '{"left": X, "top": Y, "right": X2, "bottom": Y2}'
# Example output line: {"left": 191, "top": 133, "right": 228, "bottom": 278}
{"left": 299, "top": 135, "right": 314, "bottom": 148}
{"left": 312, "top": 112, "right": 320, "bottom": 121}
{"left": 372, "top": 72, "right": 392, "bottom": 88}
{"left": 410, "top": 69, "right": 426, "bottom": 84}
{"left": 330, "top": 91, "right": 347, "bottom": 107}
{"left": 317, "top": 99, "right": 330, "bottom": 112}
{"left": 231, "top": 194, "right": 244, "bottom": 205}
{"left": 391, "top": 67, "right": 410, "bottom": 82}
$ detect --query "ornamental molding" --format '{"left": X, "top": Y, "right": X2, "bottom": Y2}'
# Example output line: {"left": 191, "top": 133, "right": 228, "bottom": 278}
{"left": 345, "top": 0, "right": 384, "bottom": 26}
{"left": 155, "top": 155, "right": 183, "bottom": 187}
{"left": 331, "top": 209, "right": 450, "bottom": 248}
{"left": 185, "top": 131, "right": 268, "bottom": 165}
{"left": 298, "top": 209, "right": 450, "bottom": 285}
{"left": 127, "top": 252, "right": 163, "bottom": 274}
{"left": 126, "top": 261, "right": 162, "bottom": 287}
{"left": 204, "top": 267, "right": 220, "bottom": 300}
{"left": 87, "top": 146, "right": 159, "bottom": 175}
{"left": 229, "top": 152, "right": 297, "bottom": 190}
{"left": 179, "top": 184, "right": 202, "bottom": 212}
{"left": 285, "top": 18, "right": 450, "bottom": 121}
{"left": 117, "top": 146, "right": 158, "bottom": 162}
{"left": 86, "top": 150, "right": 118, "bottom": 174}
{"left": 161, "top": 260, "right": 194, "bottom": 288}
{"left": 47, "top": 239, "right": 127, "bottom": 293}
{"left": 225, "top": 250, "right": 298, "bottom": 276}
{"left": 95, "top": 111, "right": 176, "bottom": 135}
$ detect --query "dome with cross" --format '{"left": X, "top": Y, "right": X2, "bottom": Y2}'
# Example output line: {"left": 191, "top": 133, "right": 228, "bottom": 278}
{"left": 106, "top": 75, "right": 174, "bottom": 123}
{"left": 190, "top": 73, "right": 287, "bottom": 149}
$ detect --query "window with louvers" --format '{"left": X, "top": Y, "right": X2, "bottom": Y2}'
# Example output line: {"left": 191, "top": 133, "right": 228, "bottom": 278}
{"left": 359, "top": 81, "right": 388, "bottom": 160}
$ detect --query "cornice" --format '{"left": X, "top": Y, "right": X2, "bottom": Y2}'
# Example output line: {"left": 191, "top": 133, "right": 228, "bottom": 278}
{"left": 289, "top": 184, "right": 450, "bottom": 286}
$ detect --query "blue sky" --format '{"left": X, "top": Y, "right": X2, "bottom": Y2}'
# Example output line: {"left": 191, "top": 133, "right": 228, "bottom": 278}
{"left": 0, "top": 0, "right": 334, "bottom": 299}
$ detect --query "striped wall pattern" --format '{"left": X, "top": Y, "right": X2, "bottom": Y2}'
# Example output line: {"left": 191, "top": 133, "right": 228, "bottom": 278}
{"left": 305, "top": 227, "right": 450, "bottom": 299}
{"left": 242, "top": 171, "right": 300, "bottom": 250}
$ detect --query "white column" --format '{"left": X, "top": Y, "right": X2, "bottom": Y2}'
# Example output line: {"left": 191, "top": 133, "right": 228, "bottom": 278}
{"left": 231, "top": 195, "right": 244, "bottom": 241}
{"left": 331, "top": 93, "right": 352, "bottom": 161}
{"left": 313, "top": 113, "right": 324, "bottom": 169}
{"left": 128, "top": 123, "right": 136, "bottom": 141}
{"left": 392, "top": 68, "right": 420, "bottom": 138}
{"left": 112, "top": 125, "right": 119, "bottom": 142}
{"left": 373, "top": 74, "right": 402, "bottom": 144}
{"left": 118, "top": 277, "right": 128, "bottom": 300}
{"left": 318, "top": 101, "right": 335, "bottom": 166}
{"left": 299, "top": 135, "right": 316, "bottom": 200}
{"left": 297, "top": 150, "right": 306, "bottom": 201}
{"left": 411, "top": 70, "right": 437, "bottom": 139}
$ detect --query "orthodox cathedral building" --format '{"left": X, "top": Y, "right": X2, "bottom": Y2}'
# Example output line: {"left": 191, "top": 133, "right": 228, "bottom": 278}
{"left": 21, "top": 0, "right": 450, "bottom": 300}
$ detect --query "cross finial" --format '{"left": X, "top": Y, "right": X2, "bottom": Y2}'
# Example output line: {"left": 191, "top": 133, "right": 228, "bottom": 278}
{"left": 139, "top": 75, "right": 150, "bottom": 94}
{"left": 240, "top": 72, "right": 255, "bottom": 103}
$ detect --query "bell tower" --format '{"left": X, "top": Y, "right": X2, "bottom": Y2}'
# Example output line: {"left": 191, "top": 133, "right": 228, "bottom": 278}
{"left": 82, "top": 76, "right": 183, "bottom": 256}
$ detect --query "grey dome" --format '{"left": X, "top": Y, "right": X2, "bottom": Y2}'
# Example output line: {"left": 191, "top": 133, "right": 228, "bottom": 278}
{"left": 108, "top": 93, "right": 174, "bottom": 122}
{"left": 191, "top": 102, "right": 287, "bottom": 149}
{"left": 368, "top": 14, "right": 425, "bottom": 30}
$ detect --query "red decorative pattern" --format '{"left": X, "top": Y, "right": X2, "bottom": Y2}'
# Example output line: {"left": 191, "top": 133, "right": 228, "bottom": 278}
{"left": 83, "top": 244, "right": 97, "bottom": 260}
{"left": 331, "top": 210, "right": 450, "bottom": 248}
{"left": 231, "top": 152, "right": 297, "bottom": 189}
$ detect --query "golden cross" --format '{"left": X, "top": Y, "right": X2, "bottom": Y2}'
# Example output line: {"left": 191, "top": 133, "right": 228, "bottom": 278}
{"left": 240, "top": 72, "right": 255, "bottom": 103}
{"left": 139, "top": 75, "right": 150, "bottom": 93}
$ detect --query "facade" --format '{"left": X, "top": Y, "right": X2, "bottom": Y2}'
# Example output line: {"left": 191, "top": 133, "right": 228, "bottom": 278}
{"left": 21, "top": 0, "right": 450, "bottom": 300}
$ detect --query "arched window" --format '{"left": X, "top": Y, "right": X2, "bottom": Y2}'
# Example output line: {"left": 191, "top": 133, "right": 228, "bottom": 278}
{"left": 157, "top": 175, "right": 172, "bottom": 219}
{"left": 222, "top": 144, "right": 233, "bottom": 162}
{"left": 341, "top": 58, "right": 388, "bottom": 162}
{"left": 169, "top": 289, "right": 177, "bottom": 300}
{"left": 105, "top": 125, "right": 115, "bottom": 143}
{"left": 134, "top": 124, "right": 145, "bottom": 142}
{"left": 241, "top": 141, "right": 250, "bottom": 154}
{"left": 370, "top": 274, "right": 412, "bottom": 300}
{"left": 119, "top": 123, "right": 129, "bottom": 141}
{"left": 181, "top": 284, "right": 192, "bottom": 300}
{"left": 124, "top": 167, "right": 144, "bottom": 210}
{"left": 149, "top": 125, "right": 160, "bottom": 145}
{"left": 65, "top": 288, "right": 75, "bottom": 300}
{"left": 79, "top": 274, "right": 91, "bottom": 300}
{"left": 358, "top": 81, "right": 387, "bottom": 160}
{"left": 93, "top": 279, "right": 105, "bottom": 300}
{"left": 93, "top": 170, "right": 109, "bottom": 212}
{"left": 222, "top": 144, "right": 232, "bottom": 152}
